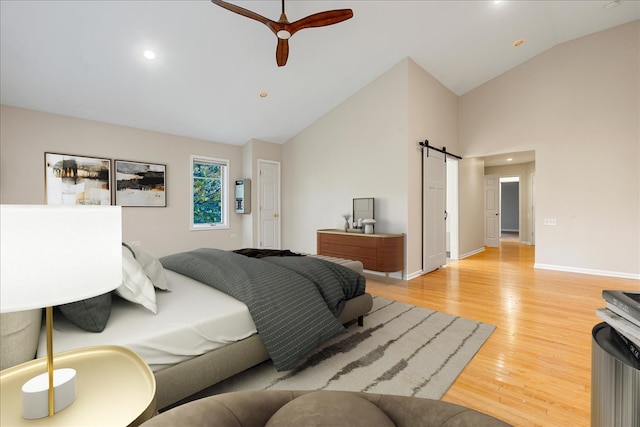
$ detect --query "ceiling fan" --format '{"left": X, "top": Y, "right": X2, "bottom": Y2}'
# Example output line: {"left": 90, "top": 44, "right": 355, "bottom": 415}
{"left": 211, "top": 0, "right": 353, "bottom": 67}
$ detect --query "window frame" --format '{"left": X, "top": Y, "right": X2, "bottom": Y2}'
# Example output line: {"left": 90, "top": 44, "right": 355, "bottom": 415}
{"left": 190, "top": 154, "right": 229, "bottom": 230}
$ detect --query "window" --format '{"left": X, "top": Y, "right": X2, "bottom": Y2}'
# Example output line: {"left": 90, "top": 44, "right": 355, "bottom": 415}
{"left": 190, "top": 155, "right": 229, "bottom": 230}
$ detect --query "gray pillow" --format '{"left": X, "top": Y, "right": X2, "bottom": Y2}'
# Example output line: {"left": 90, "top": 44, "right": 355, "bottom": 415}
{"left": 131, "top": 245, "right": 171, "bottom": 291}
{"left": 58, "top": 293, "right": 112, "bottom": 332}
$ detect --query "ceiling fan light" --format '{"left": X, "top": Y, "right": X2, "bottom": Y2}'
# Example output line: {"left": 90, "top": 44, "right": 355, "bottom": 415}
{"left": 277, "top": 30, "right": 291, "bottom": 40}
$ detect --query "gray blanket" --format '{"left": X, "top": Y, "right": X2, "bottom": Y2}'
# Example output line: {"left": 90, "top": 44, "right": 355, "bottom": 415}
{"left": 160, "top": 248, "right": 366, "bottom": 370}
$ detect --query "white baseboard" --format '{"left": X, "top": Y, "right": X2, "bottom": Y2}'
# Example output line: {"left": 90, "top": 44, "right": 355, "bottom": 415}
{"left": 364, "top": 270, "right": 405, "bottom": 281}
{"left": 459, "top": 247, "right": 485, "bottom": 260}
{"left": 406, "top": 270, "right": 425, "bottom": 280}
{"left": 534, "top": 263, "right": 640, "bottom": 280}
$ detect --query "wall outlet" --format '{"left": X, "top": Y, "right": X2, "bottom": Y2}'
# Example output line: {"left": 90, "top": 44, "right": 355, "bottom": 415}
{"left": 230, "top": 233, "right": 237, "bottom": 238}
{"left": 131, "top": 241, "right": 141, "bottom": 246}
{"left": 543, "top": 218, "right": 557, "bottom": 226}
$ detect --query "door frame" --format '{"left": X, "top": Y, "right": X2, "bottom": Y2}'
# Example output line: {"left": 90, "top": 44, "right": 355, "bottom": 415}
{"left": 499, "top": 176, "right": 521, "bottom": 239}
{"left": 257, "top": 159, "right": 281, "bottom": 250}
{"left": 446, "top": 158, "right": 459, "bottom": 260}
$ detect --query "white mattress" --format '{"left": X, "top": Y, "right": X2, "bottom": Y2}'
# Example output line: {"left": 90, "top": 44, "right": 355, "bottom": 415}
{"left": 38, "top": 270, "right": 257, "bottom": 372}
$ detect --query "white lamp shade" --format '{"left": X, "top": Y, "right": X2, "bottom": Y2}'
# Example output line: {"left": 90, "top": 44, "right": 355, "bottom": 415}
{"left": 0, "top": 205, "right": 122, "bottom": 313}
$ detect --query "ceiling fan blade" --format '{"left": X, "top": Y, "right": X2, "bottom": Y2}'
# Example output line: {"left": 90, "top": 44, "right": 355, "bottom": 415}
{"left": 212, "top": 0, "right": 352, "bottom": 67}
{"left": 276, "top": 38, "right": 289, "bottom": 67}
{"left": 211, "top": 0, "right": 274, "bottom": 27}
{"left": 288, "top": 9, "right": 353, "bottom": 36}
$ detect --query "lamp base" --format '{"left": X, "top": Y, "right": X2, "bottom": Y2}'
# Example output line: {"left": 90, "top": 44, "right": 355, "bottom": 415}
{"left": 21, "top": 368, "right": 76, "bottom": 419}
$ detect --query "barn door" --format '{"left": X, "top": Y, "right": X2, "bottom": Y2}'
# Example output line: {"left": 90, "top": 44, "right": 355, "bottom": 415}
{"left": 424, "top": 149, "right": 447, "bottom": 273}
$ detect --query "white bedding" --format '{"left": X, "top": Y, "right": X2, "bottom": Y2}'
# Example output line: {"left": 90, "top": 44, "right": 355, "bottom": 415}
{"left": 38, "top": 270, "right": 257, "bottom": 372}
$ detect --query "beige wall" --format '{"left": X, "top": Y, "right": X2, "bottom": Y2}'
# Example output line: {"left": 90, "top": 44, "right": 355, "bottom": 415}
{"left": 459, "top": 21, "right": 639, "bottom": 277}
{"left": 282, "top": 59, "right": 409, "bottom": 266}
{"left": 458, "top": 158, "right": 485, "bottom": 258}
{"left": 407, "top": 59, "right": 459, "bottom": 277}
{"left": 282, "top": 58, "right": 459, "bottom": 278}
{"left": 0, "top": 106, "right": 282, "bottom": 256}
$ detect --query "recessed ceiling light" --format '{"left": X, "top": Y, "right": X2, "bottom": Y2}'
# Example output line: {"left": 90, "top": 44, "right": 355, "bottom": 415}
{"left": 143, "top": 50, "right": 156, "bottom": 60}
{"left": 506, "top": 158, "right": 513, "bottom": 162}
{"left": 259, "top": 91, "right": 268, "bottom": 98}
{"left": 494, "top": 0, "right": 503, "bottom": 3}
{"left": 512, "top": 38, "right": 525, "bottom": 48}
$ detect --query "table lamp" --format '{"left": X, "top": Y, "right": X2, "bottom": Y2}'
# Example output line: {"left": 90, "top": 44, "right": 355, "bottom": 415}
{"left": 0, "top": 205, "right": 122, "bottom": 419}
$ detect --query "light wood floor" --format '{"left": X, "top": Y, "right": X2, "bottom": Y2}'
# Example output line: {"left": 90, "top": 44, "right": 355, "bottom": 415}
{"left": 365, "top": 240, "right": 639, "bottom": 427}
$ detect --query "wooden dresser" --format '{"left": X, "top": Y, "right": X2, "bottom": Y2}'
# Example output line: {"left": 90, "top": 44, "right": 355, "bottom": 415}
{"left": 317, "top": 229, "right": 404, "bottom": 275}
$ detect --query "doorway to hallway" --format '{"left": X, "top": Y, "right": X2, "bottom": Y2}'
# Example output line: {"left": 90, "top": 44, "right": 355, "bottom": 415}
{"left": 500, "top": 176, "right": 520, "bottom": 241}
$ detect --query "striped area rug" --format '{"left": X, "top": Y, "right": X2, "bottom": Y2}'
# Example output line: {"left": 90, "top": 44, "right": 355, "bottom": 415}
{"left": 194, "top": 297, "right": 495, "bottom": 400}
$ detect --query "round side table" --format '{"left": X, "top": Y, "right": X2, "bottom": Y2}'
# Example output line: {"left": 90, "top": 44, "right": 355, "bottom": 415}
{"left": 1, "top": 345, "right": 156, "bottom": 427}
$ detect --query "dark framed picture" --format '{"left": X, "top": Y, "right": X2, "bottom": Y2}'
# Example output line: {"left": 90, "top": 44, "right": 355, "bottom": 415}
{"left": 45, "top": 152, "right": 112, "bottom": 205}
{"left": 115, "top": 160, "right": 166, "bottom": 207}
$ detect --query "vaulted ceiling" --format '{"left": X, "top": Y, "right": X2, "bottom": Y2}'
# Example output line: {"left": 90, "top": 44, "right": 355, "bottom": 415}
{"left": 1, "top": 1, "right": 638, "bottom": 145}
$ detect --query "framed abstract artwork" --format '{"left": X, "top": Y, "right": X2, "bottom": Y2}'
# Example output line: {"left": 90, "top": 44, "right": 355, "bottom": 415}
{"left": 44, "top": 152, "right": 111, "bottom": 205}
{"left": 115, "top": 160, "right": 166, "bottom": 207}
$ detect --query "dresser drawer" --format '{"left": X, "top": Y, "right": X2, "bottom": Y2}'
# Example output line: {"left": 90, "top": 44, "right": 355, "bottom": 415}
{"left": 319, "top": 233, "right": 378, "bottom": 249}
{"left": 317, "top": 230, "right": 404, "bottom": 274}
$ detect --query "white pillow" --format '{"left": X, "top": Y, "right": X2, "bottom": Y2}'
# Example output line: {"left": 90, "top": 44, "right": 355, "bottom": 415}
{"left": 131, "top": 246, "right": 170, "bottom": 291}
{"left": 117, "top": 246, "right": 157, "bottom": 314}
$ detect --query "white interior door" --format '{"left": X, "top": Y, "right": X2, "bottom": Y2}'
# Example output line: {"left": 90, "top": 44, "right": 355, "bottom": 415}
{"left": 484, "top": 174, "right": 500, "bottom": 247}
{"left": 258, "top": 160, "right": 280, "bottom": 249}
{"left": 424, "top": 149, "right": 447, "bottom": 273}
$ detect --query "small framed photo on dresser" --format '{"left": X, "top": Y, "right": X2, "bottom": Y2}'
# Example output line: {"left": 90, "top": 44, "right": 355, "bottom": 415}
{"left": 114, "top": 160, "right": 166, "bottom": 207}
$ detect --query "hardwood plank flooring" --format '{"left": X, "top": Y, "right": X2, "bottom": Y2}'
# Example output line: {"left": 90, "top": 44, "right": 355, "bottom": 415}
{"left": 365, "top": 240, "right": 639, "bottom": 427}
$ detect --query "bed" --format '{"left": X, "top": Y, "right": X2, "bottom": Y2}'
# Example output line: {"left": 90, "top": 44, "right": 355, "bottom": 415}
{"left": 3, "top": 246, "right": 373, "bottom": 410}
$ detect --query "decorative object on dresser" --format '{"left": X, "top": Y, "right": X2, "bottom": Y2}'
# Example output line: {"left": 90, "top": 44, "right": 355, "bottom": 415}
{"left": 44, "top": 152, "right": 111, "bottom": 205}
{"left": 341, "top": 213, "right": 351, "bottom": 232}
{"left": 362, "top": 218, "right": 376, "bottom": 234}
{"left": 352, "top": 198, "right": 374, "bottom": 231}
{"left": 0, "top": 205, "right": 156, "bottom": 425}
{"left": 317, "top": 229, "right": 404, "bottom": 278}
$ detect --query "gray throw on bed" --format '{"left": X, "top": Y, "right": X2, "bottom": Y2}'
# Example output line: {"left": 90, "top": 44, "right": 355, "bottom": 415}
{"left": 160, "top": 248, "right": 366, "bottom": 371}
